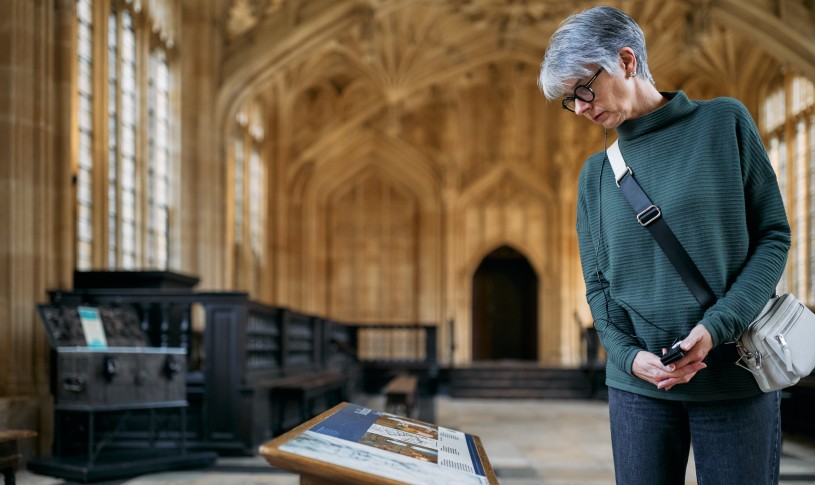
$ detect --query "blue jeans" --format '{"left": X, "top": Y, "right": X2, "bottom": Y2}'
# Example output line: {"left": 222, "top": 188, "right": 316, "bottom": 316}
{"left": 608, "top": 387, "right": 781, "bottom": 485}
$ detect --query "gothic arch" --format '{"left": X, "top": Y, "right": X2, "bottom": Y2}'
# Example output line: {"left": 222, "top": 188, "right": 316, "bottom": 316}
{"left": 458, "top": 163, "right": 555, "bottom": 207}
{"left": 297, "top": 131, "right": 440, "bottom": 200}
{"left": 217, "top": 1, "right": 372, "bottom": 132}
{"left": 297, "top": 131, "right": 443, "bottom": 316}
{"left": 471, "top": 244, "right": 539, "bottom": 361}
{"left": 467, "top": 240, "right": 546, "bottom": 286}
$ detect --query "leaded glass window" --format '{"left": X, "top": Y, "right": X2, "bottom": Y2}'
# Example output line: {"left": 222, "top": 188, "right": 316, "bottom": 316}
{"left": 232, "top": 104, "right": 267, "bottom": 295}
{"left": 74, "top": 0, "right": 177, "bottom": 271}
{"left": 76, "top": 0, "right": 94, "bottom": 270}
{"left": 762, "top": 75, "right": 815, "bottom": 301}
{"left": 148, "top": 49, "right": 171, "bottom": 268}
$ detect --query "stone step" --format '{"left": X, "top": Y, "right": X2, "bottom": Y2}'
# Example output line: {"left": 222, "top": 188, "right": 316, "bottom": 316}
{"left": 449, "top": 387, "right": 590, "bottom": 399}
{"left": 449, "top": 365, "right": 605, "bottom": 399}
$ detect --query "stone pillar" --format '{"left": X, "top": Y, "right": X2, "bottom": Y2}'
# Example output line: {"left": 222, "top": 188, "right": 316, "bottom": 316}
{"left": 180, "top": 0, "right": 225, "bottom": 290}
{"left": 0, "top": 0, "right": 71, "bottom": 457}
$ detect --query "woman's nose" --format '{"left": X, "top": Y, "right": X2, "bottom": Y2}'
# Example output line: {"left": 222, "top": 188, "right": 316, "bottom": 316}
{"left": 574, "top": 98, "right": 591, "bottom": 115}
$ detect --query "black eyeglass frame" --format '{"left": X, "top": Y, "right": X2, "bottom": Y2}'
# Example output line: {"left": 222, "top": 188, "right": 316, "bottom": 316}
{"left": 562, "top": 67, "right": 604, "bottom": 112}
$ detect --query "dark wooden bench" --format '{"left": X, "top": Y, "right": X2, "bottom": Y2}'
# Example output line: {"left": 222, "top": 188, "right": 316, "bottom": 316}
{"left": 272, "top": 371, "right": 348, "bottom": 433}
{"left": 0, "top": 430, "right": 36, "bottom": 485}
{"left": 384, "top": 374, "right": 418, "bottom": 417}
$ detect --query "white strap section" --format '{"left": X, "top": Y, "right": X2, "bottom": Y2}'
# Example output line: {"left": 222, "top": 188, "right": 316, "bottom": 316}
{"left": 606, "top": 140, "right": 629, "bottom": 185}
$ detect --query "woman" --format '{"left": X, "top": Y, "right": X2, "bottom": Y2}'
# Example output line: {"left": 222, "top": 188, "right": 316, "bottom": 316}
{"left": 538, "top": 6, "right": 790, "bottom": 485}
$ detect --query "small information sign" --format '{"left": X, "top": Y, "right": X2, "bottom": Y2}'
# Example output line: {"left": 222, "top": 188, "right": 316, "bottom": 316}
{"left": 77, "top": 306, "right": 108, "bottom": 348}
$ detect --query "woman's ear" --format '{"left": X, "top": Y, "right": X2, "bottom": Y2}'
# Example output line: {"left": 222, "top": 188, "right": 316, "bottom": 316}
{"left": 618, "top": 47, "right": 637, "bottom": 76}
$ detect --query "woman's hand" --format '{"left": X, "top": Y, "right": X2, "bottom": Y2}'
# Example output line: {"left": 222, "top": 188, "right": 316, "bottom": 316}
{"left": 674, "top": 323, "right": 714, "bottom": 366}
{"left": 632, "top": 351, "right": 707, "bottom": 390}
{"left": 632, "top": 324, "right": 712, "bottom": 390}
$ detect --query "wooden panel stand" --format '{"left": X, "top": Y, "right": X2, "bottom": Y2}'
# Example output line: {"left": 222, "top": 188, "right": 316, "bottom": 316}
{"left": 260, "top": 402, "right": 498, "bottom": 485}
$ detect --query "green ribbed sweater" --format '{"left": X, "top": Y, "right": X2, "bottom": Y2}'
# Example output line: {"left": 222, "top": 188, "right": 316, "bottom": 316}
{"left": 577, "top": 91, "right": 791, "bottom": 401}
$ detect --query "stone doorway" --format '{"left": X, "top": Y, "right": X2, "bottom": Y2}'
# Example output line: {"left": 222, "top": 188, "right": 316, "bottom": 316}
{"left": 471, "top": 246, "right": 538, "bottom": 361}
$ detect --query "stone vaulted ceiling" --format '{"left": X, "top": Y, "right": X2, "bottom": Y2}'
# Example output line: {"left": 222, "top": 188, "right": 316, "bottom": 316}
{"left": 217, "top": 0, "right": 813, "bottom": 188}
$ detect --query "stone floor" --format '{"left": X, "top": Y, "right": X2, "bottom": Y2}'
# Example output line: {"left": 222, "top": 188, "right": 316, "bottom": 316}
{"left": 15, "top": 395, "right": 815, "bottom": 485}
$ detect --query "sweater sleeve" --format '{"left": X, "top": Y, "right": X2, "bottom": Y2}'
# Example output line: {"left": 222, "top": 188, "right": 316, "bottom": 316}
{"left": 698, "top": 104, "right": 791, "bottom": 346}
{"left": 577, "top": 182, "right": 642, "bottom": 375}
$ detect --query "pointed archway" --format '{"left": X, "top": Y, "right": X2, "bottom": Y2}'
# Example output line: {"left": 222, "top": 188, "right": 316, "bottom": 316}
{"left": 471, "top": 245, "right": 538, "bottom": 362}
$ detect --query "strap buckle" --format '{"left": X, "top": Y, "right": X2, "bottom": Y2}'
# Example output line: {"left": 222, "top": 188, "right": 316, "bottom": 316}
{"left": 637, "top": 205, "right": 661, "bottom": 226}
{"left": 615, "top": 166, "right": 633, "bottom": 187}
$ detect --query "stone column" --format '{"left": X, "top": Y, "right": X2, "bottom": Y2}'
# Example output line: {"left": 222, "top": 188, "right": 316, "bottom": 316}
{"left": 0, "top": 0, "right": 72, "bottom": 457}
{"left": 180, "top": 0, "right": 226, "bottom": 290}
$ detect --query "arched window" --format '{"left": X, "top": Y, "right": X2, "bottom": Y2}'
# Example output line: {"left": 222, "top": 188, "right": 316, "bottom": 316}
{"left": 74, "top": 0, "right": 178, "bottom": 270}
{"left": 762, "top": 74, "right": 815, "bottom": 302}
{"left": 232, "top": 103, "right": 267, "bottom": 296}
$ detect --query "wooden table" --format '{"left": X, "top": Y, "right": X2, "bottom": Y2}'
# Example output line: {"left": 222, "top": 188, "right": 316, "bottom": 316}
{"left": 259, "top": 402, "right": 498, "bottom": 485}
{"left": 0, "top": 430, "right": 37, "bottom": 485}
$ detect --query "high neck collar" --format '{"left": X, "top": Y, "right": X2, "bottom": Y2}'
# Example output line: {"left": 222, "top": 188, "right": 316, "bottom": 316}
{"left": 616, "top": 91, "right": 697, "bottom": 141}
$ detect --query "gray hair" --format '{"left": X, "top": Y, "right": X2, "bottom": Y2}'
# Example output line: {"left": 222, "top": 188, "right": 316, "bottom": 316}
{"left": 538, "top": 6, "right": 654, "bottom": 100}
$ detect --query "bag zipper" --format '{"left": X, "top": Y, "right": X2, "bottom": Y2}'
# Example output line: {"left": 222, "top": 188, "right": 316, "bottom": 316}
{"left": 774, "top": 333, "right": 794, "bottom": 373}
{"left": 759, "top": 297, "right": 800, "bottom": 338}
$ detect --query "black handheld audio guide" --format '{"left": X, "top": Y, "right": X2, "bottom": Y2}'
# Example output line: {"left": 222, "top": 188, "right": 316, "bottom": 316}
{"left": 660, "top": 337, "right": 686, "bottom": 365}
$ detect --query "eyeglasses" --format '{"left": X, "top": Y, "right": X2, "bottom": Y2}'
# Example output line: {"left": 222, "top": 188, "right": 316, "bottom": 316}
{"left": 562, "top": 67, "right": 604, "bottom": 112}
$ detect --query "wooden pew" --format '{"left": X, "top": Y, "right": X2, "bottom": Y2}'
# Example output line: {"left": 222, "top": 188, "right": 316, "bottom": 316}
{"left": 271, "top": 371, "right": 348, "bottom": 434}
{"left": 270, "top": 311, "right": 354, "bottom": 434}
{"left": 383, "top": 374, "right": 418, "bottom": 417}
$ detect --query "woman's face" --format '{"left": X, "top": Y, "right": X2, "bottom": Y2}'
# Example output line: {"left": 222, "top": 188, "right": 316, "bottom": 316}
{"left": 569, "top": 66, "right": 635, "bottom": 129}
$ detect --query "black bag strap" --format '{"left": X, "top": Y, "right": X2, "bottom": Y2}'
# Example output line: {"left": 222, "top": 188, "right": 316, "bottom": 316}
{"left": 606, "top": 140, "right": 716, "bottom": 309}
